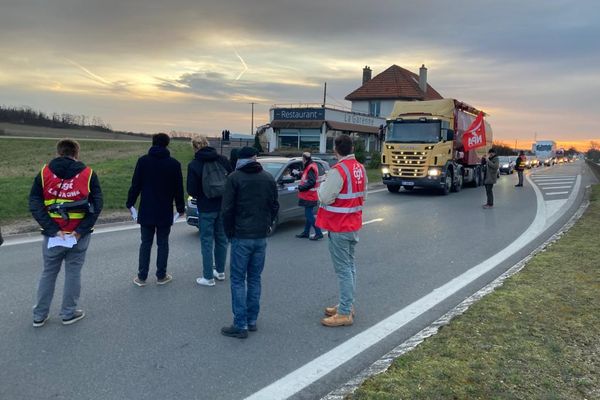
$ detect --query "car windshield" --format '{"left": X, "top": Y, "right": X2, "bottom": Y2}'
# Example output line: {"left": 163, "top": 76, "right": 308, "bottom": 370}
{"left": 387, "top": 121, "right": 441, "bottom": 143}
{"left": 498, "top": 156, "right": 512, "bottom": 163}
{"left": 259, "top": 161, "right": 287, "bottom": 177}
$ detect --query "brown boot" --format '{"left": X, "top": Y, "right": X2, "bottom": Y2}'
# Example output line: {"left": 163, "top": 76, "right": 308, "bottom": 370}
{"left": 324, "top": 305, "right": 355, "bottom": 317}
{"left": 321, "top": 313, "right": 353, "bottom": 327}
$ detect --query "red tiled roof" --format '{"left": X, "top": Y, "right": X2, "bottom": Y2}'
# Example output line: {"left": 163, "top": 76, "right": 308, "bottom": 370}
{"left": 345, "top": 65, "right": 443, "bottom": 101}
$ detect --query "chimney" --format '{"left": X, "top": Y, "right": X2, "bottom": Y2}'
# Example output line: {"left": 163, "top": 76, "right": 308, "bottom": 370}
{"left": 419, "top": 64, "right": 428, "bottom": 94}
{"left": 362, "top": 66, "right": 372, "bottom": 85}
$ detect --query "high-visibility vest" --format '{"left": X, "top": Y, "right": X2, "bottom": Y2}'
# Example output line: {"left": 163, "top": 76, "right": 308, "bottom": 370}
{"left": 298, "top": 162, "right": 319, "bottom": 202}
{"left": 316, "top": 158, "right": 366, "bottom": 232}
{"left": 41, "top": 165, "right": 92, "bottom": 233}
{"left": 516, "top": 155, "right": 527, "bottom": 170}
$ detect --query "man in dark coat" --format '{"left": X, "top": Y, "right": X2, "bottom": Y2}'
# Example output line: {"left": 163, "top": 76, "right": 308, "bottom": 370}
{"left": 187, "top": 135, "right": 232, "bottom": 286}
{"left": 126, "top": 133, "right": 185, "bottom": 286}
{"left": 483, "top": 148, "right": 500, "bottom": 209}
{"left": 220, "top": 147, "right": 279, "bottom": 338}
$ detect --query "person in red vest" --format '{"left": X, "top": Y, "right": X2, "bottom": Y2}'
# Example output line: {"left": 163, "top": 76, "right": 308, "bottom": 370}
{"left": 316, "top": 135, "right": 367, "bottom": 327}
{"left": 515, "top": 150, "right": 527, "bottom": 187}
{"left": 29, "top": 139, "right": 103, "bottom": 327}
{"left": 295, "top": 152, "right": 324, "bottom": 241}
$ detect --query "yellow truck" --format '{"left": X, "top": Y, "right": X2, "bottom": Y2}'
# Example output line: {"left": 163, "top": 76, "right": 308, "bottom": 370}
{"left": 381, "top": 99, "right": 492, "bottom": 195}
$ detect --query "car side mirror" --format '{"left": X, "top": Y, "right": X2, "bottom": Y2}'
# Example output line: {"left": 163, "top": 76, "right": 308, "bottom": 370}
{"left": 280, "top": 176, "right": 296, "bottom": 185}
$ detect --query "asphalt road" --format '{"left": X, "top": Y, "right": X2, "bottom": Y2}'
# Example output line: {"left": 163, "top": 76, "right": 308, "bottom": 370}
{"left": 0, "top": 161, "right": 595, "bottom": 400}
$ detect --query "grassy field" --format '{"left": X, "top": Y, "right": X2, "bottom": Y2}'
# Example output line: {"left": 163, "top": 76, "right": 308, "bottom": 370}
{"left": 0, "top": 122, "right": 148, "bottom": 141}
{"left": 0, "top": 137, "right": 194, "bottom": 225}
{"left": 366, "top": 167, "right": 382, "bottom": 185}
{"left": 352, "top": 186, "right": 600, "bottom": 399}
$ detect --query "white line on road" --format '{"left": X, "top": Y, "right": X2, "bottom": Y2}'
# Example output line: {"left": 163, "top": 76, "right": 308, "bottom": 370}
{"left": 536, "top": 181, "right": 575, "bottom": 186}
{"left": 245, "top": 175, "right": 582, "bottom": 400}
{"left": 541, "top": 186, "right": 572, "bottom": 190}
{"left": 545, "top": 191, "right": 569, "bottom": 195}
{"left": 532, "top": 176, "right": 575, "bottom": 180}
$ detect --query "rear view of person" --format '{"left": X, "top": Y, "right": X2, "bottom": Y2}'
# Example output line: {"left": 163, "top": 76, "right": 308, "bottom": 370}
{"left": 483, "top": 148, "right": 500, "bottom": 209}
{"left": 220, "top": 147, "right": 279, "bottom": 338}
{"left": 515, "top": 151, "right": 527, "bottom": 187}
{"left": 295, "top": 152, "right": 323, "bottom": 241}
{"left": 187, "top": 136, "right": 232, "bottom": 286}
{"left": 126, "top": 133, "right": 185, "bottom": 286}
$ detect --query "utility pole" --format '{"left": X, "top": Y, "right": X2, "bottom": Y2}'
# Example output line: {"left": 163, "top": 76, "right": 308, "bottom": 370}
{"left": 250, "top": 102, "right": 255, "bottom": 136}
{"left": 322, "top": 82, "right": 327, "bottom": 108}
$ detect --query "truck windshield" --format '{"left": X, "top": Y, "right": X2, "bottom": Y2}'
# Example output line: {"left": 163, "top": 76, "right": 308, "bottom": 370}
{"left": 387, "top": 121, "right": 441, "bottom": 143}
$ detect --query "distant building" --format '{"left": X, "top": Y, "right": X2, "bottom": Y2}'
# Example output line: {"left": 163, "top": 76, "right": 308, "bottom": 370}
{"left": 345, "top": 64, "right": 443, "bottom": 118}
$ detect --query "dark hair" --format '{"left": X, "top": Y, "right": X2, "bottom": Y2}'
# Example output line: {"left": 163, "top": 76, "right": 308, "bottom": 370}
{"left": 488, "top": 148, "right": 496, "bottom": 154}
{"left": 152, "top": 133, "right": 170, "bottom": 147}
{"left": 56, "top": 139, "right": 80, "bottom": 158}
{"left": 334, "top": 134, "right": 353, "bottom": 157}
{"left": 519, "top": 150, "right": 525, "bottom": 155}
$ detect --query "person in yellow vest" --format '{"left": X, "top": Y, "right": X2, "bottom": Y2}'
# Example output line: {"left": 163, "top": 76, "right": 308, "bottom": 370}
{"left": 296, "top": 152, "right": 324, "bottom": 241}
{"left": 29, "top": 139, "right": 103, "bottom": 327}
{"left": 316, "top": 135, "right": 367, "bottom": 327}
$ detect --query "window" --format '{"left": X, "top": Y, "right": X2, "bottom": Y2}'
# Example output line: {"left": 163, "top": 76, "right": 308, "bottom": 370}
{"left": 369, "top": 101, "right": 381, "bottom": 117}
{"left": 299, "top": 129, "right": 320, "bottom": 150}
{"left": 278, "top": 129, "right": 299, "bottom": 148}
{"left": 278, "top": 128, "right": 320, "bottom": 150}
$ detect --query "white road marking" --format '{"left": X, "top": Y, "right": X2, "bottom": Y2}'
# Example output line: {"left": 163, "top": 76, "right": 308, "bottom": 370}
{"left": 245, "top": 175, "right": 581, "bottom": 400}
{"left": 536, "top": 181, "right": 575, "bottom": 186}
{"left": 545, "top": 191, "right": 569, "bottom": 195}
{"left": 532, "top": 176, "right": 575, "bottom": 180}
{"left": 541, "top": 186, "right": 572, "bottom": 190}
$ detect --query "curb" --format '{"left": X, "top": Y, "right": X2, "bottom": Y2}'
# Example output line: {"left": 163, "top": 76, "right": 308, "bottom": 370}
{"left": 322, "top": 185, "right": 592, "bottom": 400}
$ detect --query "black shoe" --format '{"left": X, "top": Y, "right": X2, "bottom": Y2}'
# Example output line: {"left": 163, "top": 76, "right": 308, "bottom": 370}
{"left": 221, "top": 325, "right": 248, "bottom": 339}
{"left": 33, "top": 316, "right": 49, "bottom": 328}
{"left": 248, "top": 323, "right": 257, "bottom": 332}
{"left": 295, "top": 232, "right": 310, "bottom": 239}
{"left": 309, "top": 234, "right": 324, "bottom": 241}
{"left": 62, "top": 310, "right": 85, "bottom": 326}
{"left": 515, "top": 184, "right": 523, "bottom": 187}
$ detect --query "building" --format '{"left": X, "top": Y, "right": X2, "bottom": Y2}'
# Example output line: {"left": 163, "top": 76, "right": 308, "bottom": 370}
{"left": 346, "top": 64, "right": 443, "bottom": 117}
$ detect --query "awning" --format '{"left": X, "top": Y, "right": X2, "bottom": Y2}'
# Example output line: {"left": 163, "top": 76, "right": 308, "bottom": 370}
{"left": 270, "top": 120, "right": 324, "bottom": 129}
{"left": 326, "top": 121, "right": 379, "bottom": 134}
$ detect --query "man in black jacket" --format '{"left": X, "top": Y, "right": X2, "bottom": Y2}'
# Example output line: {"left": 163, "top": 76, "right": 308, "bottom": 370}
{"left": 126, "top": 133, "right": 185, "bottom": 287}
{"left": 29, "top": 139, "right": 103, "bottom": 327}
{"left": 187, "top": 136, "right": 232, "bottom": 286}
{"left": 220, "top": 147, "right": 279, "bottom": 338}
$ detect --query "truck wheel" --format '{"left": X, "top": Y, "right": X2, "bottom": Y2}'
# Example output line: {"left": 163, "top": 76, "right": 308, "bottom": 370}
{"left": 403, "top": 185, "right": 414, "bottom": 191}
{"left": 387, "top": 184, "right": 400, "bottom": 193}
{"left": 452, "top": 174, "right": 463, "bottom": 192}
{"left": 439, "top": 175, "right": 452, "bottom": 195}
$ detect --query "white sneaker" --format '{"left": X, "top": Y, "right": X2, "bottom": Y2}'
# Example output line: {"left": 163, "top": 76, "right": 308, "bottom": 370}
{"left": 213, "top": 269, "right": 225, "bottom": 281}
{"left": 196, "top": 277, "right": 215, "bottom": 287}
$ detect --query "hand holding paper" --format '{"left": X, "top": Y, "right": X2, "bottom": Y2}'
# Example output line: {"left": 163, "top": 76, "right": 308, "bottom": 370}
{"left": 48, "top": 234, "right": 77, "bottom": 249}
{"left": 129, "top": 206, "right": 138, "bottom": 221}
{"left": 173, "top": 212, "right": 180, "bottom": 224}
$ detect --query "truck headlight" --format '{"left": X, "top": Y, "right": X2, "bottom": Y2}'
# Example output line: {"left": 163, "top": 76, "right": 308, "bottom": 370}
{"left": 502, "top": 164, "right": 509, "bottom": 168}
{"left": 427, "top": 168, "right": 441, "bottom": 177}
{"left": 381, "top": 167, "right": 390, "bottom": 175}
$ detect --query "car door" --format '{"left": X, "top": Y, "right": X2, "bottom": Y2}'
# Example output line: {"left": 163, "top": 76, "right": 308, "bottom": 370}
{"left": 276, "top": 161, "right": 304, "bottom": 223}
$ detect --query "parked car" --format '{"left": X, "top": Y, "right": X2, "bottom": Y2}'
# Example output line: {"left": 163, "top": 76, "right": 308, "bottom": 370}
{"left": 186, "top": 156, "right": 330, "bottom": 235}
{"left": 498, "top": 156, "right": 516, "bottom": 174}
{"left": 529, "top": 157, "right": 540, "bottom": 168}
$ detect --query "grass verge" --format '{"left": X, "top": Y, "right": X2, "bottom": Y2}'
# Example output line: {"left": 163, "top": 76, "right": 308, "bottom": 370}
{"left": 0, "top": 138, "right": 193, "bottom": 224}
{"left": 367, "top": 167, "right": 382, "bottom": 186}
{"left": 352, "top": 186, "right": 600, "bottom": 400}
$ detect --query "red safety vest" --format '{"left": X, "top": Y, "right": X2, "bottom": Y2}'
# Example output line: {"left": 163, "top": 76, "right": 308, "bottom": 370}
{"left": 316, "top": 158, "right": 366, "bottom": 232}
{"left": 41, "top": 165, "right": 92, "bottom": 233}
{"left": 298, "top": 162, "right": 319, "bottom": 202}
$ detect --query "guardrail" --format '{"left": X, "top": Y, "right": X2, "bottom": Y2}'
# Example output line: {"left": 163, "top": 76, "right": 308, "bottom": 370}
{"left": 585, "top": 159, "right": 600, "bottom": 181}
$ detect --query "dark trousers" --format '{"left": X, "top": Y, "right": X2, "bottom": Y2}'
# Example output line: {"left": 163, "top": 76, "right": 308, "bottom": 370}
{"left": 302, "top": 206, "right": 322, "bottom": 236}
{"left": 138, "top": 225, "right": 171, "bottom": 280}
{"left": 485, "top": 184, "right": 494, "bottom": 206}
{"left": 517, "top": 170, "right": 524, "bottom": 186}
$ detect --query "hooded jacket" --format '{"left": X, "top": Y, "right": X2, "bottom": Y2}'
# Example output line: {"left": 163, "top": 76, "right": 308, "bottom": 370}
{"left": 484, "top": 154, "right": 500, "bottom": 185}
{"left": 186, "top": 146, "right": 232, "bottom": 212}
{"left": 221, "top": 161, "right": 279, "bottom": 239}
{"left": 126, "top": 146, "right": 185, "bottom": 227}
{"left": 29, "top": 156, "right": 103, "bottom": 237}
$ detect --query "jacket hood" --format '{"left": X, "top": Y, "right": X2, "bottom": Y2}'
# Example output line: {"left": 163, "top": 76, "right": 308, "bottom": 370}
{"left": 194, "top": 146, "right": 219, "bottom": 161}
{"left": 48, "top": 157, "right": 86, "bottom": 179}
{"left": 148, "top": 145, "right": 170, "bottom": 158}
{"left": 238, "top": 161, "right": 263, "bottom": 174}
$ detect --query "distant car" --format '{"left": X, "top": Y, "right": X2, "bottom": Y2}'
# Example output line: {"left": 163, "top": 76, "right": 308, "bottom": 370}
{"left": 498, "top": 156, "right": 515, "bottom": 174}
{"left": 529, "top": 157, "right": 540, "bottom": 168}
{"left": 186, "top": 156, "right": 330, "bottom": 235}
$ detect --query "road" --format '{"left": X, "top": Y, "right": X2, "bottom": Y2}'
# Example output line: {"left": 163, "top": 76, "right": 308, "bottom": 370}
{"left": 0, "top": 161, "right": 595, "bottom": 400}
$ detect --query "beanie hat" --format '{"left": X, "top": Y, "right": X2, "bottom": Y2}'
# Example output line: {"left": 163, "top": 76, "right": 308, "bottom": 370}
{"left": 238, "top": 146, "right": 257, "bottom": 159}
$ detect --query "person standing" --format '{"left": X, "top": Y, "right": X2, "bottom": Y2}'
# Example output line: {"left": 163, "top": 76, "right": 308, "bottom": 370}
{"left": 126, "top": 133, "right": 185, "bottom": 287}
{"left": 187, "top": 135, "right": 232, "bottom": 286}
{"left": 0, "top": 226, "right": 3, "bottom": 246}
{"left": 515, "top": 150, "right": 527, "bottom": 187}
{"left": 29, "top": 139, "right": 103, "bottom": 327}
{"left": 483, "top": 148, "right": 500, "bottom": 209}
{"left": 316, "top": 135, "right": 367, "bottom": 327}
{"left": 220, "top": 147, "right": 279, "bottom": 338}
{"left": 295, "top": 152, "right": 324, "bottom": 241}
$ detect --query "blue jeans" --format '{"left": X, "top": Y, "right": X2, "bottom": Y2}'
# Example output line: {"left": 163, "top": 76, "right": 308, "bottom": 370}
{"left": 199, "top": 212, "right": 228, "bottom": 280}
{"left": 328, "top": 231, "right": 359, "bottom": 315}
{"left": 229, "top": 238, "right": 267, "bottom": 330}
{"left": 302, "top": 206, "right": 322, "bottom": 236}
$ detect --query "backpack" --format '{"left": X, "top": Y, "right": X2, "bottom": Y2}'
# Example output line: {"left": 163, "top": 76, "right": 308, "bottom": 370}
{"left": 202, "top": 160, "right": 228, "bottom": 199}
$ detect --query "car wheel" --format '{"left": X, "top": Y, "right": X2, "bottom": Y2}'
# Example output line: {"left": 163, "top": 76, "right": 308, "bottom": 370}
{"left": 387, "top": 184, "right": 400, "bottom": 193}
{"left": 267, "top": 215, "right": 279, "bottom": 237}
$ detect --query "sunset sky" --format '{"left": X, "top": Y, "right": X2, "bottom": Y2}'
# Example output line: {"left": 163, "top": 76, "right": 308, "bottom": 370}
{"left": 1, "top": 1, "right": 599, "bottom": 150}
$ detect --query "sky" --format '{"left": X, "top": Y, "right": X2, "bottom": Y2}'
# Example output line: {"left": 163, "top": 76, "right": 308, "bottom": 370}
{"left": 1, "top": 0, "right": 599, "bottom": 150}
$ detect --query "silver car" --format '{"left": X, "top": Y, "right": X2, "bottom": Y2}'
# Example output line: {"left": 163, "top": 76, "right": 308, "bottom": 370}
{"left": 186, "top": 156, "right": 330, "bottom": 235}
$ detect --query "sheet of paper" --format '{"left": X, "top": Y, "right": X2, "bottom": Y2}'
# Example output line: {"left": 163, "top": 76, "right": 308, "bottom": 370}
{"left": 129, "top": 206, "right": 138, "bottom": 221}
{"left": 173, "top": 212, "right": 180, "bottom": 223}
{"left": 48, "top": 235, "right": 78, "bottom": 249}
{"left": 286, "top": 186, "right": 297, "bottom": 191}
